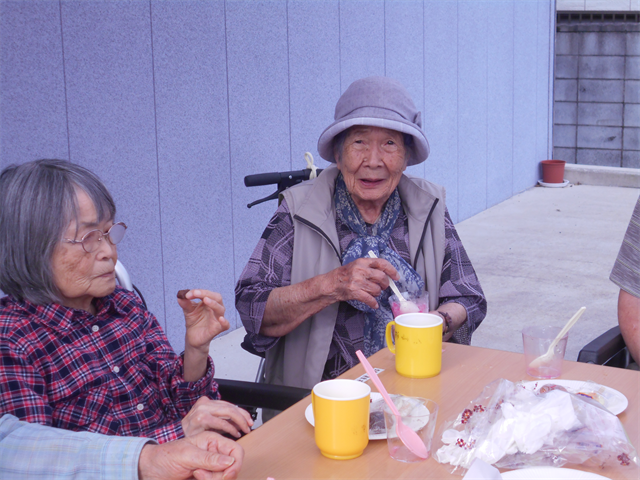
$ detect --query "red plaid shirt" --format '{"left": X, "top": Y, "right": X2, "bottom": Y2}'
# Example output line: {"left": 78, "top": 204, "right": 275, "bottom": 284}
{"left": 0, "top": 287, "right": 219, "bottom": 443}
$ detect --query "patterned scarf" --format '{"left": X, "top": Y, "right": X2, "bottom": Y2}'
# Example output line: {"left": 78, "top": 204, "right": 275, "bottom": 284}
{"left": 334, "top": 174, "right": 425, "bottom": 356}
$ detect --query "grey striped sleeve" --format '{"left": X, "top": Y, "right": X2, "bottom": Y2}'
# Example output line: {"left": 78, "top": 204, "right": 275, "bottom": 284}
{"left": 610, "top": 196, "right": 640, "bottom": 298}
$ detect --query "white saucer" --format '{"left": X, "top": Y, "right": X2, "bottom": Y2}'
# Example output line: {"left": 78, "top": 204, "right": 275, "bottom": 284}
{"left": 501, "top": 466, "right": 610, "bottom": 479}
{"left": 521, "top": 379, "right": 628, "bottom": 415}
{"left": 538, "top": 179, "right": 570, "bottom": 188}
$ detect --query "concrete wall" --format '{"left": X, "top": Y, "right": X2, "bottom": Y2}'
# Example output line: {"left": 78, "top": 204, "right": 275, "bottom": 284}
{"left": 553, "top": 20, "right": 640, "bottom": 167}
{"left": 0, "top": 0, "right": 555, "bottom": 352}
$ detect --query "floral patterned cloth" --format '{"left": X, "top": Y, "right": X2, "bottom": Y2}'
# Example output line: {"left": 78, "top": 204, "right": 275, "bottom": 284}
{"left": 334, "top": 174, "right": 424, "bottom": 356}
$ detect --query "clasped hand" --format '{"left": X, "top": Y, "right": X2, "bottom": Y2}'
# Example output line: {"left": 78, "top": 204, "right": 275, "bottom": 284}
{"left": 182, "top": 396, "right": 253, "bottom": 439}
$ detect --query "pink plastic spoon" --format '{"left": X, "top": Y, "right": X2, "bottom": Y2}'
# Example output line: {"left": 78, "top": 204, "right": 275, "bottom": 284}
{"left": 355, "top": 350, "right": 428, "bottom": 459}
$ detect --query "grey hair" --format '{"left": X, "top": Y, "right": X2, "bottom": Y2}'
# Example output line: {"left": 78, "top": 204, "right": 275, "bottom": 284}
{"left": 332, "top": 126, "right": 414, "bottom": 164}
{"left": 0, "top": 159, "right": 116, "bottom": 305}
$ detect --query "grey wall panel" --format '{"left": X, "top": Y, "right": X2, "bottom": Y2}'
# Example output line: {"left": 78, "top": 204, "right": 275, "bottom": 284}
{"left": 576, "top": 148, "right": 622, "bottom": 167}
{"left": 385, "top": 0, "right": 425, "bottom": 179}
{"left": 288, "top": 0, "right": 340, "bottom": 170}
{"left": 486, "top": 0, "right": 514, "bottom": 209}
{"left": 60, "top": 1, "right": 166, "bottom": 326}
{"left": 623, "top": 151, "right": 640, "bottom": 168}
{"left": 0, "top": 0, "right": 68, "bottom": 167}
{"left": 625, "top": 104, "right": 640, "bottom": 127}
{"left": 579, "top": 79, "right": 624, "bottom": 103}
{"left": 536, "top": 0, "right": 554, "bottom": 169}
{"left": 339, "top": 0, "right": 385, "bottom": 92}
{"left": 626, "top": 80, "right": 640, "bottom": 103}
{"left": 579, "top": 56, "right": 626, "bottom": 80}
{"left": 623, "top": 127, "right": 639, "bottom": 151}
{"left": 554, "top": 125, "right": 577, "bottom": 148}
{"left": 555, "top": 102, "right": 578, "bottom": 125}
{"left": 555, "top": 55, "right": 578, "bottom": 79}
{"left": 150, "top": 1, "right": 235, "bottom": 349}
{"left": 627, "top": 57, "right": 640, "bottom": 81}
{"left": 555, "top": 79, "right": 578, "bottom": 102}
{"left": 457, "top": 1, "right": 487, "bottom": 221}
{"left": 554, "top": 147, "right": 576, "bottom": 163}
{"left": 578, "top": 103, "right": 624, "bottom": 126}
{"left": 577, "top": 126, "right": 622, "bottom": 149}
{"left": 581, "top": 31, "right": 626, "bottom": 56}
{"left": 556, "top": 31, "right": 579, "bottom": 55}
{"left": 225, "top": 0, "right": 291, "bottom": 288}
{"left": 512, "top": 1, "right": 539, "bottom": 193}
{"left": 627, "top": 32, "right": 640, "bottom": 56}
{"left": 423, "top": 0, "right": 459, "bottom": 222}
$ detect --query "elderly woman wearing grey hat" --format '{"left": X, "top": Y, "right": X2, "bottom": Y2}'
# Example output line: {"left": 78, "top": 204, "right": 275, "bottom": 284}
{"left": 236, "top": 76, "right": 487, "bottom": 390}
{"left": 0, "top": 159, "right": 253, "bottom": 442}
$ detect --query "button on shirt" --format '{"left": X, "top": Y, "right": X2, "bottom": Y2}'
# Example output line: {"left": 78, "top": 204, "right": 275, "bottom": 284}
{"left": 0, "top": 288, "right": 220, "bottom": 444}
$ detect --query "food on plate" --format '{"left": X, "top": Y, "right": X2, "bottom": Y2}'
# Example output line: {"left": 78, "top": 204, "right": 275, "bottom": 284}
{"left": 535, "top": 382, "right": 605, "bottom": 407}
{"left": 538, "top": 384, "right": 568, "bottom": 394}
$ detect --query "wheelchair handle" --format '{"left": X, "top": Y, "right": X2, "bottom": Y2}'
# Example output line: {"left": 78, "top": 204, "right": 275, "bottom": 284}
{"left": 244, "top": 168, "right": 321, "bottom": 187}
{"left": 244, "top": 168, "right": 323, "bottom": 208}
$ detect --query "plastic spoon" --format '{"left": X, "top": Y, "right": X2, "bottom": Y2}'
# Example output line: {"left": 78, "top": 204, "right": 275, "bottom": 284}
{"left": 355, "top": 350, "right": 429, "bottom": 459}
{"left": 367, "top": 251, "right": 420, "bottom": 314}
{"left": 528, "top": 306, "right": 586, "bottom": 370}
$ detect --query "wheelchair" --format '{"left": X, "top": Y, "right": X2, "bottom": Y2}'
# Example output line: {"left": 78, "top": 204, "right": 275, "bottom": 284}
{"left": 577, "top": 325, "right": 631, "bottom": 369}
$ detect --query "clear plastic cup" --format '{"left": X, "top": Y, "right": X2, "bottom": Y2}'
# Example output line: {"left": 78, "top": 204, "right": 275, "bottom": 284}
{"left": 383, "top": 396, "right": 438, "bottom": 463}
{"left": 522, "top": 325, "right": 568, "bottom": 379}
{"left": 389, "top": 291, "right": 429, "bottom": 317}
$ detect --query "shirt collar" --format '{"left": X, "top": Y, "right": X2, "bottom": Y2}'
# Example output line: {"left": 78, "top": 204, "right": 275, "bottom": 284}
{"left": 5, "top": 290, "right": 124, "bottom": 331}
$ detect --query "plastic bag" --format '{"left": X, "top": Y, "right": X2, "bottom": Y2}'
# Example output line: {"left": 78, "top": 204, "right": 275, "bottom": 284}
{"left": 434, "top": 378, "right": 638, "bottom": 476}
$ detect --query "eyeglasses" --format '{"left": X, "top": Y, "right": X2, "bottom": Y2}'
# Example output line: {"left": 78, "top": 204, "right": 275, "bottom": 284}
{"left": 63, "top": 222, "right": 127, "bottom": 253}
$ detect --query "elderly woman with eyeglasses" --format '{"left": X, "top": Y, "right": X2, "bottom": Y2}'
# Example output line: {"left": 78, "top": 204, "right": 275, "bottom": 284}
{"left": 0, "top": 159, "right": 252, "bottom": 443}
{"left": 236, "top": 76, "right": 487, "bottom": 391}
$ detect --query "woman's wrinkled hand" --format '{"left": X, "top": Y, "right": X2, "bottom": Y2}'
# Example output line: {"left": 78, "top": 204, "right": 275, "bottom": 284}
{"left": 326, "top": 257, "right": 399, "bottom": 309}
{"left": 138, "top": 429, "right": 244, "bottom": 480}
{"left": 177, "top": 289, "right": 229, "bottom": 352}
{"left": 181, "top": 397, "right": 254, "bottom": 439}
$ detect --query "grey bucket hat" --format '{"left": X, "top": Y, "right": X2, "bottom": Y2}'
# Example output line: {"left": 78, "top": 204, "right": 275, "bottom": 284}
{"left": 317, "top": 76, "right": 429, "bottom": 166}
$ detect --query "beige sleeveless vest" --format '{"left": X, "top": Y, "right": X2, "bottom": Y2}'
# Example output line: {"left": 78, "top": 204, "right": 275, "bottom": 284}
{"left": 264, "top": 165, "right": 447, "bottom": 389}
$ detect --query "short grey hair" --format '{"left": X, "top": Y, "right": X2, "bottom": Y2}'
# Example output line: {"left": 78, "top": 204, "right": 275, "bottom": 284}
{"left": 332, "top": 126, "right": 414, "bottom": 164}
{"left": 0, "top": 159, "right": 116, "bottom": 305}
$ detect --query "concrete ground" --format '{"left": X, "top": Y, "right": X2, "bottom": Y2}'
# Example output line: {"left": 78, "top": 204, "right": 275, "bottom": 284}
{"left": 211, "top": 173, "right": 640, "bottom": 381}
{"left": 460, "top": 183, "right": 639, "bottom": 360}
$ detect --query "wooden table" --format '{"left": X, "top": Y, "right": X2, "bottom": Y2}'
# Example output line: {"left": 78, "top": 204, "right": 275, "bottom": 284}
{"left": 237, "top": 344, "right": 639, "bottom": 479}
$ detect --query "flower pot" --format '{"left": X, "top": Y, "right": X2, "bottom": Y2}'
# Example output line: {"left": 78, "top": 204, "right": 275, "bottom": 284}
{"left": 540, "top": 160, "right": 566, "bottom": 184}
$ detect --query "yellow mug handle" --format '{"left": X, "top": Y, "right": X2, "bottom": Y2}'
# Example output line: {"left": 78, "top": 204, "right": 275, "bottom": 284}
{"left": 385, "top": 320, "right": 397, "bottom": 354}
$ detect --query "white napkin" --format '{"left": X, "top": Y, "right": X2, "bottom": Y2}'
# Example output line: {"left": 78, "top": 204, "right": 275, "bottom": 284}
{"left": 462, "top": 458, "right": 502, "bottom": 480}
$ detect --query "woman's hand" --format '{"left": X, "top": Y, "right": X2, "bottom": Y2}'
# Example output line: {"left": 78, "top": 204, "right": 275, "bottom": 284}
{"left": 177, "top": 289, "right": 229, "bottom": 381}
{"left": 178, "top": 289, "right": 229, "bottom": 351}
{"left": 260, "top": 257, "right": 399, "bottom": 338}
{"left": 138, "top": 429, "right": 244, "bottom": 480}
{"left": 431, "top": 303, "right": 467, "bottom": 342}
{"left": 181, "top": 397, "right": 254, "bottom": 439}
{"left": 326, "top": 257, "right": 399, "bottom": 309}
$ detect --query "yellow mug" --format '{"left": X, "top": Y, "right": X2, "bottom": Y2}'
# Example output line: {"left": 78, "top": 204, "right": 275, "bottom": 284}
{"left": 311, "top": 379, "right": 370, "bottom": 460}
{"left": 385, "top": 312, "right": 443, "bottom": 378}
